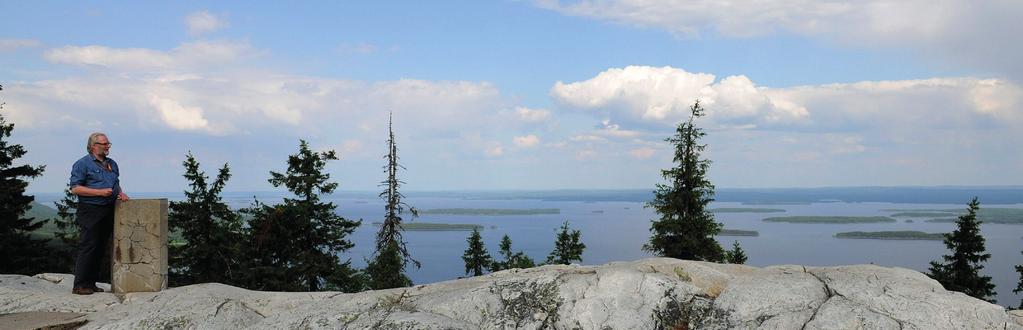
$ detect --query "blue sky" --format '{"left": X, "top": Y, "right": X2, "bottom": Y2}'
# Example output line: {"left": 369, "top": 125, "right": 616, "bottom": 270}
{"left": 2, "top": 1, "right": 1021, "bottom": 193}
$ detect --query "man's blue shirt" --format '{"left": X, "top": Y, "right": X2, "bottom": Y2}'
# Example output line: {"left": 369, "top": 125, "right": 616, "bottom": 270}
{"left": 69, "top": 154, "right": 120, "bottom": 205}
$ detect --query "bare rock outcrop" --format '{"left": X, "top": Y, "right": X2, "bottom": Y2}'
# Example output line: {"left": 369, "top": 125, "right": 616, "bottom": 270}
{"left": 2, "top": 258, "right": 1021, "bottom": 329}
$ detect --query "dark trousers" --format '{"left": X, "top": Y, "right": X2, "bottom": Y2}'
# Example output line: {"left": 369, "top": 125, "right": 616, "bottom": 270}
{"left": 73, "top": 202, "right": 115, "bottom": 289}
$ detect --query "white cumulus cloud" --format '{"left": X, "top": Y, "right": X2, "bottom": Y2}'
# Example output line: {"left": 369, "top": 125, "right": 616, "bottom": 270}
{"left": 18, "top": 41, "right": 519, "bottom": 144}
{"left": 553, "top": 66, "right": 1023, "bottom": 133}
{"left": 148, "top": 95, "right": 211, "bottom": 132}
{"left": 551, "top": 66, "right": 808, "bottom": 128}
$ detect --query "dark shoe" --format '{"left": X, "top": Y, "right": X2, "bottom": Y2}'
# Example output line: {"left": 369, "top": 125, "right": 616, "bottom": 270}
{"left": 90, "top": 286, "right": 104, "bottom": 293}
{"left": 72, "top": 287, "right": 94, "bottom": 295}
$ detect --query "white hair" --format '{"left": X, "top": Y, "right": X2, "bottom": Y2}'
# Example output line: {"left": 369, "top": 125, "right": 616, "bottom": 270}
{"left": 86, "top": 132, "right": 107, "bottom": 153}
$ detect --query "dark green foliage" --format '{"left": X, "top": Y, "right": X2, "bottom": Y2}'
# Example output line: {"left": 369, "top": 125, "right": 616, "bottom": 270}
{"left": 49, "top": 190, "right": 80, "bottom": 273}
{"left": 365, "top": 240, "right": 411, "bottom": 289}
{"left": 241, "top": 140, "right": 361, "bottom": 292}
{"left": 462, "top": 228, "right": 492, "bottom": 276}
{"left": 0, "top": 84, "right": 53, "bottom": 275}
{"left": 168, "top": 153, "right": 244, "bottom": 286}
{"left": 367, "top": 114, "right": 418, "bottom": 289}
{"left": 545, "top": 221, "right": 585, "bottom": 265}
{"left": 492, "top": 234, "right": 535, "bottom": 271}
{"left": 644, "top": 101, "right": 724, "bottom": 262}
{"left": 52, "top": 190, "right": 79, "bottom": 248}
{"left": 724, "top": 241, "right": 747, "bottom": 264}
{"left": 928, "top": 197, "right": 996, "bottom": 303}
{"left": 1015, "top": 253, "right": 1023, "bottom": 309}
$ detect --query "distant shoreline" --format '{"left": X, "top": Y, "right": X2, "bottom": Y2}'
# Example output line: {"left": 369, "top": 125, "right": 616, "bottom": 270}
{"left": 718, "top": 229, "right": 759, "bottom": 237}
{"left": 420, "top": 208, "right": 560, "bottom": 216}
{"left": 369, "top": 222, "right": 483, "bottom": 231}
{"left": 835, "top": 231, "right": 945, "bottom": 240}
{"left": 764, "top": 216, "right": 896, "bottom": 224}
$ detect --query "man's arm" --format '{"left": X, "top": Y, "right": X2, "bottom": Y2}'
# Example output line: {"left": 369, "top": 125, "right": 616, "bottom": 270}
{"left": 68, "top": 161, "right": 110, "bottom": 197}
{"left": 71, "top": 185, "right": 113, "bottom": 197}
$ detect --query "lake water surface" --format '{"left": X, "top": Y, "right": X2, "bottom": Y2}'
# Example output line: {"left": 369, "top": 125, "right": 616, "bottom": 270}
{"left": 41, "top": 190, "right": 1023, "bottom": 306}
{"left": 238, "top": 194, "right": 1023, "bottom": 306}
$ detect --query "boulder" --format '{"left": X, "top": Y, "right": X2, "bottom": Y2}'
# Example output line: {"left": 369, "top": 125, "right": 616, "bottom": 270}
{"left": 1, "top": 258, "right": 1020, "bottom": 329}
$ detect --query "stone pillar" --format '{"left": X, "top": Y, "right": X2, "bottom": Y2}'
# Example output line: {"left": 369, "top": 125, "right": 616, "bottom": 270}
{"left": 111, "top": 199, "right": 169, "bottom": 294}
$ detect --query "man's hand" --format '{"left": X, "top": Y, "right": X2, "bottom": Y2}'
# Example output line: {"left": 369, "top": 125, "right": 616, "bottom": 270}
{"left": 118, "top": 191, "right": 129, "bottom": 201}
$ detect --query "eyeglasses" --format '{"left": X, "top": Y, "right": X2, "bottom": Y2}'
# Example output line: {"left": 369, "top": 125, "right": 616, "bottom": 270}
{"left": 93, "top": 142, "right": 112, "bottom": 146}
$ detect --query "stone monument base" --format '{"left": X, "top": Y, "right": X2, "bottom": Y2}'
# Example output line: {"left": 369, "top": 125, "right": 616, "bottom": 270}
{"left": 111, "top": 199, "right": 168, "bottom": 294}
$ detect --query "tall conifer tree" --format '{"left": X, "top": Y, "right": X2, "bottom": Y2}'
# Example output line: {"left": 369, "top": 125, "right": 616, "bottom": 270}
{"left": 50, "top": 189, "right": 80, "bottom": 273}
{"left": 928, "top": 197, "right": 996, "bottom": 303}
{"left": 168, "top": 153, "right": 243, "bottom": 286}
{"left": 462, "top": 228, "right": 492, "bottom": 277}
{"left": 545, "top": 221, "right": 585, "bottom": 265}
{"left": 52, "top": 190, "right": 79, "bottom": 249}
{"left": 644, "top": 101, "right": 724, "bottom": 262}
{"left": 243, "top": 140, "right": 361, "bottom": 292}
{"left": 0, "top": 84, "right": 51, "bottom": 275}
{"left": 367, "top": 113, "right": 418, "bottom": 289}
{"left": 1014, "top": 255, "right": 1023, "bottom": 308}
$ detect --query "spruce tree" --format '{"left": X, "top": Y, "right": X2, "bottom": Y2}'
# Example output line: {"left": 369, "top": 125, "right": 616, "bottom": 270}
{"left": 0, "top": 84, "right": 51, "bottom": 275}
{"left": 724, "top": 241, "right": 748, "bottom": 264}
{"left": 168, "top": 152, "right": 243, "bottom": 286}
{"left": 492, "top": 234, "right": 535, "bottom": 271}
{"left": 52, "top": 190, "right": 79, "bottom": 248}
{"left": 367, "top": 114, "right": 418, "bottom": 289}
{"left": 545, "top": 221, "right": 585, "bottom": 265}
{"left": 643, "top": 101, "right": 724, "bottom": 262}
{"left": 50, "top": 189, "right": 80, "bottom": 273}
{"left": 242, "top": 140, "right": 361, "bottom": 292}
{"left": 462, "top": 228, "right": 492, "bottom": 276}
{"left": 1014, "top": 255, "right": 1023, "bottom": 308}
{"left": 928, "top": 197, "right": 995, "bottom": 303}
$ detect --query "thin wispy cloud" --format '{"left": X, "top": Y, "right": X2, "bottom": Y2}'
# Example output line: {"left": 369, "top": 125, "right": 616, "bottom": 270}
{"left": 514, "top": 107, "right": 552, "bottom": 122}
{"left": 43, "top": 41, "right": 257, "bottom": 70}
{"left": 0, "top": 38, "right": 42, "bottom": 52}
{"left": 336, "top": 42, "right": 379, "bottom": 55}
{"left": 185, "top": 10, "right": 229, "bottom": 36}
{"left": 513, "top": 135, "right": 541, "bottom": 148}
{"left": 537, "top": 1, "right": 1023, "bottom": 82}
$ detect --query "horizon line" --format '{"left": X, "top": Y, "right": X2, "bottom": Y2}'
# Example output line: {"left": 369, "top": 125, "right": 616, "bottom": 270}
{"left": 26, "top": 184, "right": 1023, "bottom": 195}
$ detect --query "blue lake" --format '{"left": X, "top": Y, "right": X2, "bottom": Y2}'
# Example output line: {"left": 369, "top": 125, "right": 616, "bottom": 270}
{"left": 39, "top": 191, "right": 1023, "bottom": 307}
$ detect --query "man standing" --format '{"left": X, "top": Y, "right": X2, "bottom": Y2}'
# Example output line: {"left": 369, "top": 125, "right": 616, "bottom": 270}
{"left": 69, "top": 132, "right": 128, "bottom": 295}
